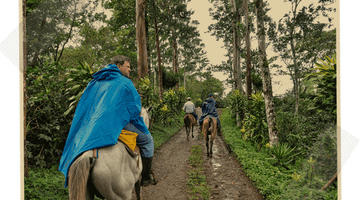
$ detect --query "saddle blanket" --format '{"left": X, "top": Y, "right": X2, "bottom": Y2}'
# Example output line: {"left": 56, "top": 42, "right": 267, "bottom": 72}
{"left": 118, "top": 129, "right": 138, "bottom": 151}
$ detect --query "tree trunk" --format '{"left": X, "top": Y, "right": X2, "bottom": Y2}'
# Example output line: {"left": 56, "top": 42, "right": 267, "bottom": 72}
{"left": 23, "top": 0, "right": 29, "bottom": 179}
{"left": 136, "top": 0, "right": 148, "bottom": 80}
{"left": 289, "top": 0, "right": 300, "bottom": 114}
{"left": 230, "top": 0, "right": 241, "bottom": 127}
{"left": 255, "top": 0, "right": 279, "bottom": 146}
{"left": 171, "top": 29, "right": 179, "bottom": 90}
{"left": 244, "top": 0, "right": 252, "bottom": 99}
{"left": 230, "top": 0, "right": 238, "bottom": 90}
{"left": 145, "top": 9, "right": 151, "bottom": 78}
{"left": 155, "top": 19, "right": 163, "bottom": 100}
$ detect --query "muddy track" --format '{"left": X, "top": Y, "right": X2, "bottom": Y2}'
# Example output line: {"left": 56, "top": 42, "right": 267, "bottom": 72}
{"left": 133, "top": 108, "right": 264, "bottom": 200}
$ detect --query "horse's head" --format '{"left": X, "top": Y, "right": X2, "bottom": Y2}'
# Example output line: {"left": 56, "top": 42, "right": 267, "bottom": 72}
{"left": 140, "top": 106, "right": 153, "bottom": 129}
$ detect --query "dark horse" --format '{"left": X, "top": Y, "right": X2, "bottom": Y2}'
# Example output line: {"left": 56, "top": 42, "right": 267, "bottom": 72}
{"left": 184, "top": 113, "right": 196, "bottom": 141}
{"left": 202, "top": 116, "right": 218, "bottom": 157}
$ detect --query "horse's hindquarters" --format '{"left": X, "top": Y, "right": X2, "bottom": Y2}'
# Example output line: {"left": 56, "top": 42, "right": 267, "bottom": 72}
{"left": 91, "top": 142, "right": 142, "bottom": 199}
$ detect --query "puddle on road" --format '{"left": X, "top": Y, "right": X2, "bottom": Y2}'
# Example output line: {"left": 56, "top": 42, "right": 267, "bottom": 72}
{"left": 210, "top": 142, "right": 222, "bottom": 170}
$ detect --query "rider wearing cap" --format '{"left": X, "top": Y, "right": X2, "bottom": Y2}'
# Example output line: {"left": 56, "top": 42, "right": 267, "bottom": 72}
{"left": 183, "top": 97, "right": 198, "bottom": 124}
{"left": 198, "top": 93, "right": 221, "bottom": 135}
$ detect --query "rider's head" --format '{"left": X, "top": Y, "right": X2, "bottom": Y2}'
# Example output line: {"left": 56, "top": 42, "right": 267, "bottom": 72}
{"left": 110, "top": 55, "right": 131, "bottom": 78}
{"left": 187, "top": 97, "right": 191, "bottom": 101}
{"left": 208, "top": 93, "right": 214, "bottom": 98}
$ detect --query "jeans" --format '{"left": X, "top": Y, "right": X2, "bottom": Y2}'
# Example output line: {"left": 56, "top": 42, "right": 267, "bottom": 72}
{"left": 123, "top": 123, "right": 154, "bottom": 158}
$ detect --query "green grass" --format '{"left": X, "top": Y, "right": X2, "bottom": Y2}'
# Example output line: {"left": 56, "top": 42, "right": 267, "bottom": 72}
{"left": 151, "top": 111, "right": 184, "bottom": 150}
{"left": 25, "top": 111, "right": 185, "bottom": 199}
{"left": 186, "top": 145, "right": 211, "bottom": 200}
{"left": 220, "top": 108, "right": 337, "bottom": 200}
{"left": 25, "top": 166, "right": 68, "bottom": 200}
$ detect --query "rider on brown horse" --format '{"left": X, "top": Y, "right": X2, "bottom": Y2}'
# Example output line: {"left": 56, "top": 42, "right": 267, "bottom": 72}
{"left": 183, "top": 97, "right": 198, "bottom": 123}
{"left": 198, "top": 93, "right": 221, "bottom": 136}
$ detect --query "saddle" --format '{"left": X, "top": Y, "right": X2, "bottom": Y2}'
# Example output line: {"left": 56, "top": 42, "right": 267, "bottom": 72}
{"left": 92, "top": 129, "right": 141, "bottom": 168}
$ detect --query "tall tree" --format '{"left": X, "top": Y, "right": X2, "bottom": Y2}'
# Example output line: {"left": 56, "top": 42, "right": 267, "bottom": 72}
{"left": 244, "top": 0, "right": 252, "bottom": 99}
{"left": 255, "top": 0, "right": 278, "bottom": 146}
{"left": 150, "top": 0, "right": 164, "bottom": 100}
{"left": 136, "top": 0, "right": 148, "bottom": 80}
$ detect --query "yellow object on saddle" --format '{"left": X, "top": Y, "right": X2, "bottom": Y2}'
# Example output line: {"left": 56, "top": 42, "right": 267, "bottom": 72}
{"left": 118, "top": 130, "right": 138, "bottom": 151}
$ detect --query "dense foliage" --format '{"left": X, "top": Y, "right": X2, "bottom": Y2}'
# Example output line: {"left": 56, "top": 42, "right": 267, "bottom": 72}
{"left": 221, "top": 108, "right": 337, "bottom": 200}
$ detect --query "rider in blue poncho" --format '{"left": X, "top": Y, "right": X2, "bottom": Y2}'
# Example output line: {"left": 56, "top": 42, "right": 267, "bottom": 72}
{"left": 59, "top": 55, "right": 156, "bottom": 188}
{"left": 198, "top": 93, "right": 221, "bottom": 136}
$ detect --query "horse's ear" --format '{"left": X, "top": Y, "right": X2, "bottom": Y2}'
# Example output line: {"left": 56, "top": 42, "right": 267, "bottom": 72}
{"left": 147, "top": 106, "right": 153, "bottom": 113}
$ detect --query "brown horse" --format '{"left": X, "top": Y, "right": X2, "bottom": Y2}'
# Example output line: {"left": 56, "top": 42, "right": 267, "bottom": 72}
{"left": 184, "top": 113, "right": 196, "bottom": 141}
{"left": 202, "top": 116, "right": 218, "bottom": 157}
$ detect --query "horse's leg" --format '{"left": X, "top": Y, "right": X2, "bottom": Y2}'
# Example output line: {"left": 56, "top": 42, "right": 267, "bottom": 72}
{"left": 191, "top": 124, "right": 194, "bottom": 138}
{"left": 186, "top": 125, "right": 189, "bottom": 141}
{"left": 205, "top": 134, "right": 210, "bottom": 157}
{"left": 209, "top": 134, "right": 214, "bottom": 158}
{"left": 135, "top": 180, "right": 141, "bottom": 200}
{"left": 210, "top": 119, "right": 217, "bottom": 157}
{"left": 85, "top": 185, "right": 94, "bottom": 200}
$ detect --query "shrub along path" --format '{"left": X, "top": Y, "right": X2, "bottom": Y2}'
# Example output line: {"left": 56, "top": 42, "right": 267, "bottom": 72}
{"left": 133, "top": 108, "right": 263, "bottom": 200}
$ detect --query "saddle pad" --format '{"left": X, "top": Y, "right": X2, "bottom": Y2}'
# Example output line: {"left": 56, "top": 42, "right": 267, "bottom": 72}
{"left": 118, "top": 129, "right": 138, "bottom": 151}
{"left": 118, "top": 139, "right": 140, "bottom": 157}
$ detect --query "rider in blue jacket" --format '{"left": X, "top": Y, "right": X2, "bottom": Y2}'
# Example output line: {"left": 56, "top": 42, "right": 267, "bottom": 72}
{"left": 59, "top": 55, "right": 156, "bottom": 187}
{"left": 198, "top": 93, "right": 221, "bottom": 136}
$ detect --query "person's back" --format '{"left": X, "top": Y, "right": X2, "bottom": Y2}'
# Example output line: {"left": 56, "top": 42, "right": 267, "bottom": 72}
{"left": 183, "top": 101, "right": 195, "bottom": 113}
{"left": 183, "top": 97, "right": 198, "bottom": 122}
{"left": 59, "top": 55, "right": 156, "bottom": 187}
{"left": 199, "top": 93, "right": 221, "bottom": 135}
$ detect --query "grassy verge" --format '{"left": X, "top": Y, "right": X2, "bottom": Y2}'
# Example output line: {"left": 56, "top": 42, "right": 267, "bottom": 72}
{"left": 151, "top": 111, "right": 184, "bottom": 150}
{"left": 186, "top": 145, "right": 211, "bottom": 200}
{"left": 220, "top": 108, "right": 337, "bottom": 200}
{"left": 25, "top": 112, "right": 185, "bottom": 199}
{"left": 25, "top": 166, "right": 68, "bottom": 200}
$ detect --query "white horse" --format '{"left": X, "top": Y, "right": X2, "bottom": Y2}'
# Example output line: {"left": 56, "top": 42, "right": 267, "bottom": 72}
{"left": 68, "top": 107, "right": 152, "bottom": 200}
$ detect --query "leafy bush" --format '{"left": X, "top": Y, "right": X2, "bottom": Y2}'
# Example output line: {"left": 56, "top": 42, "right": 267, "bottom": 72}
{"left": 303, "top": 54, "right": 336, "bottom": 118}
{"left": 267, "top": 143, "right": 299, "bottom": 169}
{"left": 242, "top": 93, "right": 269, "bottom": 148}
{"left": 26, "top": 61, "right": 72, "bottom": 168}
{"left": 25, "top": 166, "right": 68, "bottom": 200}
{"left": 274, "top": 92, "right": 335, "bottom": 158}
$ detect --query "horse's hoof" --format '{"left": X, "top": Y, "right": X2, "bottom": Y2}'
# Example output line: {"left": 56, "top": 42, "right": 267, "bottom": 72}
{"left": 192, "top": 135, "right": 194, "bottom": 138}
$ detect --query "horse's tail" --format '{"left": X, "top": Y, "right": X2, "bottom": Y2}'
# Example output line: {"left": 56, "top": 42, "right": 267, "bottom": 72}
{"left": 184, "top": 114, "right": 191, "bottom": 128}
{"left": 208, "top": 117, "right": 213, "bottom": 134}
{"left": 68, "top": 151, "right": 92, "bottom": 200}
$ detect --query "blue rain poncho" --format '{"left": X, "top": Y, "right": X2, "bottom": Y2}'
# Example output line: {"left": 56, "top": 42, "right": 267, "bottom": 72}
{"left": 59, "top": 64, "right": 150, "bottom": 187}
{"left": 199, "top": 97, "right": 219, "bottom": 124}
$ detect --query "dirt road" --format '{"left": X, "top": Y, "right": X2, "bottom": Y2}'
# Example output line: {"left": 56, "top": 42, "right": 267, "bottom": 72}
{"left": 135, "top": 108, "right": 264, "bottom": 200}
